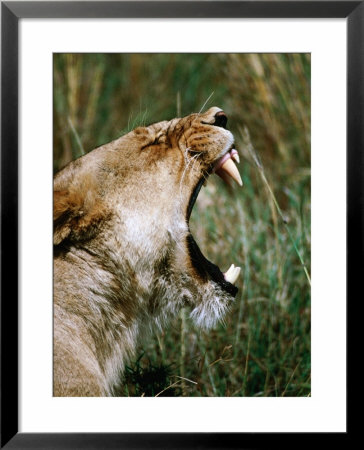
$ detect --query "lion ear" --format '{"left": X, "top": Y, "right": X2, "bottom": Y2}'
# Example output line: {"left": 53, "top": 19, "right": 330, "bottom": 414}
{"left": 53, "top": 189, "right": 79, "bottom": 245}
{"left": 53, "top": 186, "right": 107, "bottom": 246}
{"left": 132, "top": 125, "right": 166, "bottom": 149}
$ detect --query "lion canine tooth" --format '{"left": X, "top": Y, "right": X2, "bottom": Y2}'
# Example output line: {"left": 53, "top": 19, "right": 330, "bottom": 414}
{"left": 225, "top": 266, "right": 241, "bottom": 284}
{"left": 233, "top": 267, "right": 241, "bottom": 284}
{"left": 225, "top": 264, "right": 235, "bottom": 276}
{"left": 230, "top": 149, "right": 240, "bottom": 164}
{"left": 224, "top": 265, "right": 234, "bottom": 281}
{"left": 224, "top": 264, "right": 240, "bottom": 284}
{"left": 223, "top": 264, "right": 234, "bottom": 280}
{"left": 220, "top": 158, "right": 243, "bottom": 186}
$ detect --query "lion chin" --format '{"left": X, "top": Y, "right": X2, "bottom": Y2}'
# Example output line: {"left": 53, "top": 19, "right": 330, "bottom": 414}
{"left": 53, "top": 106, "right": 242, "bottom": 396}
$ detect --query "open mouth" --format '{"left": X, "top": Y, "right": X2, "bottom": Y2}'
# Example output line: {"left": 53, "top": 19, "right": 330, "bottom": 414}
{"left": 186, "top": 148, "right": 242, "bottom": 297}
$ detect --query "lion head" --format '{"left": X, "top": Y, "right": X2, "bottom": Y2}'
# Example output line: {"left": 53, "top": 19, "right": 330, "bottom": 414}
{"left": 54, "top": 107, "right": 242, "bottom": 336}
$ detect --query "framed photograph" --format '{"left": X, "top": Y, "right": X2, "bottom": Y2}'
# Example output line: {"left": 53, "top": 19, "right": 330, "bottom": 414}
{"left": 1, "top": 1, "right": 358, "bottom": 447}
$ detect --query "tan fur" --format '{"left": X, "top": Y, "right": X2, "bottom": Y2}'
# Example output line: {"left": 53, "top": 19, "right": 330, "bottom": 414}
{"left": 54, "top": 107, "right": 237, "bottom": 396}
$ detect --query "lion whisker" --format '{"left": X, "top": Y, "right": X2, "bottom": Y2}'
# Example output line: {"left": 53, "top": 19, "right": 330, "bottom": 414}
{"left": 199, "top": 91, "right": 214, "bottom": 114}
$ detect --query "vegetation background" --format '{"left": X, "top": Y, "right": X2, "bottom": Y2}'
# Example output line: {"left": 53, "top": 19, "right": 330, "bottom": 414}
{"left": 54, "top": 53, "right": 311, "bottom": 397}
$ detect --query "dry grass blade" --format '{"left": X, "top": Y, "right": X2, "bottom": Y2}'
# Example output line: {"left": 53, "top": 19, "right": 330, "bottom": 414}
{"left": 242, "top": 333, "right": 251, "bottom": 396}
{"left": 173, "top": 376, "right": 198, "bottom": 385}
{"left": 281, "top": 359, "right": 301, "bottom": 397}
{"left": 180, "top": 308, "right": 187, "bottom": 396}
{"left": 154, "top": 381, "right": 182, "bottom": 397}
{"left": 67, "top": 116, "right": 85, "bottom": 157}
{"left": 154, "top": 376, "right": 197, "bottom": 397}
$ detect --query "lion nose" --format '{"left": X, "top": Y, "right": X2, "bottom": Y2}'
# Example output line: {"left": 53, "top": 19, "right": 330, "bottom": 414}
{"left": 214, "top": 111, "right": 228, "bottom": 129}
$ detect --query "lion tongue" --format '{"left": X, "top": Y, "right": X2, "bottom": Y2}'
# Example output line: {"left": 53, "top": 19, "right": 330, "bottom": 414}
{"left": 214, "top": 150, "right": 243, "bottom": 187}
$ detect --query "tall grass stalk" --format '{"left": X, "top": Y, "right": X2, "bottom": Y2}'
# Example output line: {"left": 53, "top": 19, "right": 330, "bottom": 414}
{"left": 242, "top": 332, "right": 251, "bottom": 396}
{"left": 67, "top": 116, "right": 85, "bottom": 157}
{"left": 234, "top": 200, "right": 249, "bottom": 354}
{"left": 179, "top": 308, "right": 187, "bottom": 396}
{"left": 281, "top": 359, "right": 301, "bottom": 397}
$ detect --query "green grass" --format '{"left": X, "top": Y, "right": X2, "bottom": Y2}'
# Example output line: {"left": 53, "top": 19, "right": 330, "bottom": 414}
{"left": 54, "top": 53, "right": 311, "bottom": 397}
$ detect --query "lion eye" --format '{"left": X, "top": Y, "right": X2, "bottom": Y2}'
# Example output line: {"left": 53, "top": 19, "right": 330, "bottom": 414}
{"left": 188, "top": 149, "right": 202, "bottom": 155}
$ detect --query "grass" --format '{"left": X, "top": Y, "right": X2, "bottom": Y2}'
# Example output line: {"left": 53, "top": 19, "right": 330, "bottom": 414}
{"left": 54, "top": 53, "right": 311, "bottom": 396}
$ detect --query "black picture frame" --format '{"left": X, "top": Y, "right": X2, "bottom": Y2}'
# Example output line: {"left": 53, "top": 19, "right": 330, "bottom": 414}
{"left": 1, "top": 1, "right": 359, "bottom": 448}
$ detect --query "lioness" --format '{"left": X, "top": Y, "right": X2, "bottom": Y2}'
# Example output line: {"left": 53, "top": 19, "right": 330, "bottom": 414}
{"left": 54, "top": 107, "right": 242, "bottom": 396}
